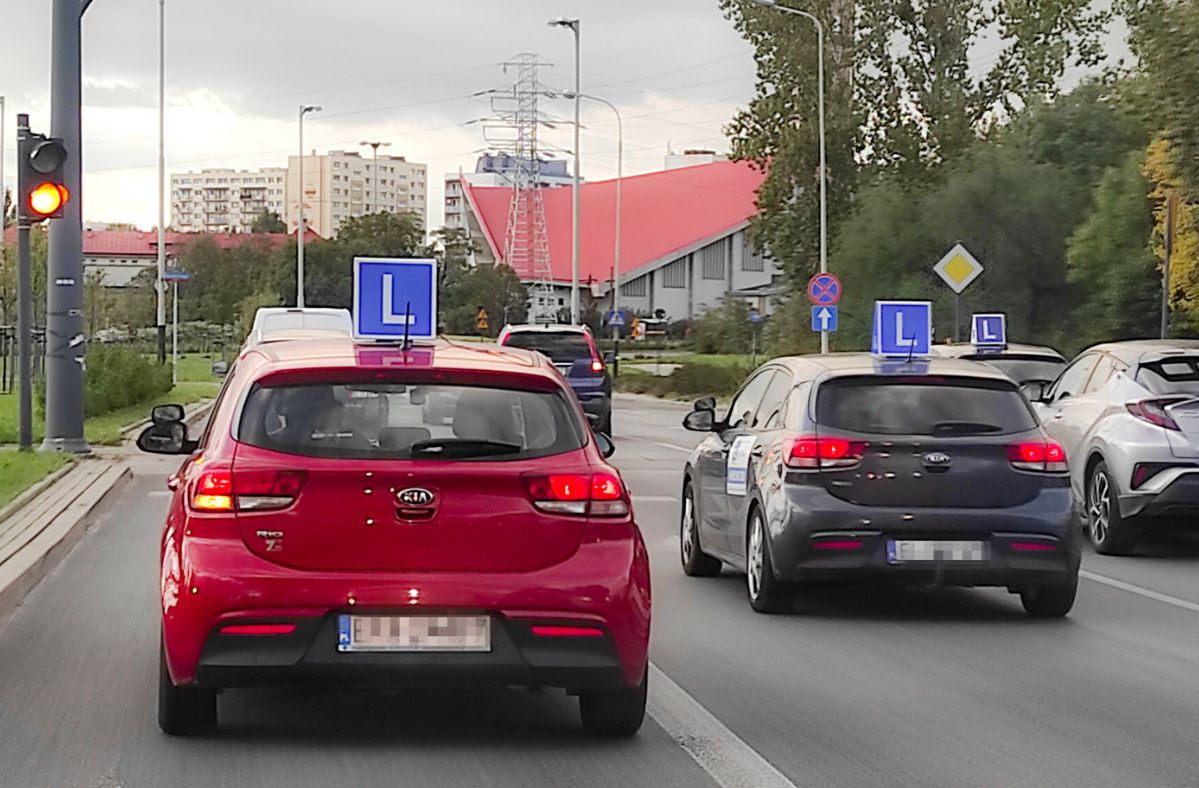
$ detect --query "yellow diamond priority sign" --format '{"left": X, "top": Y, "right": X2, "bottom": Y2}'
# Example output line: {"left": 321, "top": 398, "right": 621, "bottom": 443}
{"left": 933, "top": 243, "right": 983, "bottom": 294}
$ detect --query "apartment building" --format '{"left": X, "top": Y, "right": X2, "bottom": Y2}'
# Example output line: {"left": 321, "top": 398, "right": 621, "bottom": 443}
{"left": 285, "top": 150, "right": 428, "bottom": 238}
{"left": 170, "top": 168, "right": 288, "bottom": 233}
{"left": 444, "top": 153, "right": 573, "bottom": 233}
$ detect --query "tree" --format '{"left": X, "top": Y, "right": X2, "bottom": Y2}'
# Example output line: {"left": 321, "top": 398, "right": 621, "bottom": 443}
{"left": 441, "top": 263, "right": 527, "bottom": 336}
{"left": 336, "top": 212, "right": 425, "bottom": 258}
{"left": 1142, "top": 137, "right": 1199, "bottom": 332}
{"left": 251, "top": 209, "right": 286, "bottom": 234}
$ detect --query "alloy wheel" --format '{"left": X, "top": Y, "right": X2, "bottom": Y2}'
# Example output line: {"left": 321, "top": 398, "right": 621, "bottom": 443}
{"left": 747, "top": 514, "right": 764, "bottom": 600}
{"left": 1089, "top": 470, "right": 1111, "bottom": 545}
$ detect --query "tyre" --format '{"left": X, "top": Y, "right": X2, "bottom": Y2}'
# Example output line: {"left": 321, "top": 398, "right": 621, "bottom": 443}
{"left": 681, "top": 482, "right": 722, "bottom": 577}
{"left": 1087, "top": 461, "right": 1138, "bottom": 556}
{"left": 746, "top": 508, "right": 790, "bottom": 613}
{"left": 1021, "top": 574, "right": 1078, "bottom": 618}
{"left": 579, "top": 671, "right": 647, "bottom": 737}
{"left": 599, "top": 414, "right": 612, "bottom": 435}
{"left": 159, "top": 642, "right": 217, "bottom": 736}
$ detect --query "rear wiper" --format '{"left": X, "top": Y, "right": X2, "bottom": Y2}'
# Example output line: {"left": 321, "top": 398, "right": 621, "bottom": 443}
{"left": 931, "top": 421, "right": 1003, "bottom": 435}
{"left": 408, "top": 439, "right": 522, "bottom": 458}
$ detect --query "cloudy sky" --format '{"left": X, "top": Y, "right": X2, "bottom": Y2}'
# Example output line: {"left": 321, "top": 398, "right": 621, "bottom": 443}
{"left": 2, "top": 0, "right": 758, "bottom": 231}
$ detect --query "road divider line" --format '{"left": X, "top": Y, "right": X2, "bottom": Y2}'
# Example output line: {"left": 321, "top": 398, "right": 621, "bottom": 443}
{"left": 632, "top": 495, "right": 679, "bottom": 504}
{"left": 1080, "top": 569, "right": 1199, "bottom": 614}
{"left": 649, "top": 663, "right": 800, "bottom": 788}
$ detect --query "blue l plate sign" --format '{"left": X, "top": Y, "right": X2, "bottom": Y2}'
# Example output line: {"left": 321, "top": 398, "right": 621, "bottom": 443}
{"left": 872, "top": 301, "right": 932, "bottom": 357}
{"left": 971, "top": 313, "right": 1006, "bottom": 347}
{"left": 353, "top": 257, "right": 438, "bottom": 342}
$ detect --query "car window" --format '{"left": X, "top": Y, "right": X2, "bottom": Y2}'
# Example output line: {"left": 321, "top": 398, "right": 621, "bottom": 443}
{"left": 1083, "top": 355, "right": 1118, "bottom": 394}
{"left": 1050, "top": 354, "right": 1100, "bottom": 401}
{"left": 238, "top": 382, "right": 584, "bottom": 461}
{"left": 816, "top": 377, "right": 1037, "bottom": 436}
{"left": 502, "top": 332, "right": 593, "bottom": 364}
{"left": 199, "top": 362, "right": 238, "bottom": 447}
{"left": 754, "top": 371, "right": 793, "bottom": 430}
{"left": 725, "top": 370, "right": 775, "bottom": 430}
{"left": 1137, "top": 357, "right": 1199, "bottom": 396}
{"left": 781, "top": 382, "right": 813, "bottom": 431}
{"left": 967, "top": 356, "right": 1065, "bottom": 385}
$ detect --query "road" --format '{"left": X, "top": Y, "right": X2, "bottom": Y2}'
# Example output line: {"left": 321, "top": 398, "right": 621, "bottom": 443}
{"left": 3, "top": 394, "right": 1199, "bottom": 786}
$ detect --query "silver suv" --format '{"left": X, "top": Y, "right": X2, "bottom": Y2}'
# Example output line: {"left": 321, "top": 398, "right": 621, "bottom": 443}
{"left": 1033, "top": 340, "right": 1199, "bottom": 555}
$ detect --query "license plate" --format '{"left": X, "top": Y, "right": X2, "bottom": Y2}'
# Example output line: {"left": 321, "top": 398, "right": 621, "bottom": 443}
{"left": 887, "top": 540, "right": 989, "bottom": 564}
{"left": 337, "top": 615, "right": 491, "bottom": 653}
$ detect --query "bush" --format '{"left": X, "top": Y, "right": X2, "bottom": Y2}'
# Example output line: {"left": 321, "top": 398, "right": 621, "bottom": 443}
{"left": 615, "top": 361, "right": 753, "bottom": 401}
{"left": 692, "top": 300, "right": 756, "bottom": 354}
{"left": 83, "top": 345, "right": 173, "bottom": 418}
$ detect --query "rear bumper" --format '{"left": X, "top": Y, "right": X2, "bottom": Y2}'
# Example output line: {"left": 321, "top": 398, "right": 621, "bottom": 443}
{"left": 575, "top": 392, "right": 611, "bottom": 419}
{"left": 768, "top": 483, "right": 1080, "bottom": 587}
{"left": 162, "top": 524, "right": 650, "bottom": 690}
{"left": 1120, "top": 471, "right": 1199, "bottom": 518}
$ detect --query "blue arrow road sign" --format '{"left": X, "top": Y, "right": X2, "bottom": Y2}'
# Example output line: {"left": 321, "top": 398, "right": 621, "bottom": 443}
{"left": 872, "top": 301, "right": 932, "bottom": 357}
{"left": 353, "top": 257, "right": 438, "bottom": 342}
{"left": 811, "top": 305, "right": 838, "bottom": 333}
{"left": 606, "top": 309, "right": 627, "bottom": 328}
{"left": 749, "top": 307, "right": 762, "bottom": 324}
{"left": 971, "top": 313, "right": 1006, "bottom": 347}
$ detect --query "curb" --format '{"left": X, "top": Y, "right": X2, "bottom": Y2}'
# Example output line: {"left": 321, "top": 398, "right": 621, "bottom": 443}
{"left": 0, "top": 460, "right": 131, "bottom": 623}
{"left": 0, "top": 461, "right": 76, "bottom": 527}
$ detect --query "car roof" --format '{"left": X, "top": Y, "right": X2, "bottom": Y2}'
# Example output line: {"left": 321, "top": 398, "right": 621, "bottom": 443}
{"left": 930, "top": 342, "right": 1066, "bottom": 360}
{"left": 1082, "top": 339, "right": 1199, "bottom": 365}
{"left": 238, "top": 337, "right": 561, "bottom": 380}
{"left": 502, "top": 324, "right": 590, "bottom": 335}
{"left": 762, "top": 352, "right": 1015, "bottom": 383}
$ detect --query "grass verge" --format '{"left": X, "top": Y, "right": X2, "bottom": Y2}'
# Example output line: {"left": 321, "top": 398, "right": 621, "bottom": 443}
{"left": 0, "top": 452, "right": 71, "bottom": 512}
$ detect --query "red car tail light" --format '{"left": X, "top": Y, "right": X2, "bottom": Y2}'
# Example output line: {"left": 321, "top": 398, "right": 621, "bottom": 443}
{"left": 784, "top": 436, "right": 867, "bottom": 469}
{"left": 524, "top": 472, "right": 630, "bottom": 517}
{"left": 234, "top": 469, "right": 308, "bottom": 511}
{"left": 1010, "top": 541, "right": 1057, "bottom": 552}
{"left": 192, "top": 469, "right": 234, "bottom": 511}
{"left": 530, "top": 625, "right": 605, "bottom": 638}
{"left": 1006, "top": 441, "right": 1067, "bottom": 473}
{"left": 1126, "top": 399, "right": 1183, "bottom": 431}
{"left": 219, "top": 623, "right": 297, "bottom": 636}
{"left": 590, "top": 358, "right": 605, "bottom": 374}
{"left": 810, "top": 539, "right": 865, "bottom": 551}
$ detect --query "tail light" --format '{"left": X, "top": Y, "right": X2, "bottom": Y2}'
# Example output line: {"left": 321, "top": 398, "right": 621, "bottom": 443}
{"left": 1126, "top": 399, "right": 1183, "bottom": 431}
{"left": 590, "top": 358, "right": 605, "bottom": 374}
{"left": 524, "top": 471, "right": 629, "bottom": 516}
{"left": 219, "top": 623, "right": 297, "bottom": 636}
{"left": 1006, "top": 441, "right": 1067, "bottom": 473}
{"left": 191, "top": 468, "right": 307, "bottom": 512}
{"left": 784, "top": 436, "right": 867, "bottom": 469}
{"left": 1132, "top": 462, "right": 1194, "bottom": 489}
{"left": 810, "top": 538, "right": 864, "bottom": 551}
{"left": 530, "top": 625, "right": 605, "bottom": 638}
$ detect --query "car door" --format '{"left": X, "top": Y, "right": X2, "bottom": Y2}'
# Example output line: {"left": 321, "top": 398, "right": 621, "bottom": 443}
{"left": 696, "top": 369, "right": 776, "bottom": 554}
{"left": 1039, "top": 353, "right": 1104, "bottom": 472}
{"left": 727, "top": 370, "right": 796, "bottom": 562}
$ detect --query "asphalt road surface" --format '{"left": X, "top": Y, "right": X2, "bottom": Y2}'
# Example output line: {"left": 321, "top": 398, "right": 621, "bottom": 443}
{"left": 3, "top": 394, "right": 1199, "bottom": 787}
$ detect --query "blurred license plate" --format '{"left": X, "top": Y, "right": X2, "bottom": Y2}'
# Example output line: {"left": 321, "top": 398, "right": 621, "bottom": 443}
{"left": 887, "top": 540, "right": 988, "bottom": 564}
{"left": 337, "top": 615, "right": 491, "bottom": 653}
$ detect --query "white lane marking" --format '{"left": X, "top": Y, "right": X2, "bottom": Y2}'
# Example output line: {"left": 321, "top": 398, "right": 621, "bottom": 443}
{"left": 652, "top": 441, "right": 693, "bottom": 453}
{"left": 1080, "top": 570, "right": 1199, "bottom": 614}
{"left": 649, "top": 663, "right": 800, "bottom": 788}
{"left": 632, "top": 495, "right": 679, "bottom": 504}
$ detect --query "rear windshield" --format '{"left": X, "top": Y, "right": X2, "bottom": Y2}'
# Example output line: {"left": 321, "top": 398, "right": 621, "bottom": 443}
{"left": 966, "top": 356, "right": 1065, "bottom": 384}
{"left": 504, "top": 332, "right": 593, "bottom": 363}
{"left": 816, "top": 377, "right": 1038, "bottom": 436}
{"left": 1138, "top": 359, "right": 1199, "bottom": 396}
{"left": 238, "top": 382, "right": 584, "bottom": 460}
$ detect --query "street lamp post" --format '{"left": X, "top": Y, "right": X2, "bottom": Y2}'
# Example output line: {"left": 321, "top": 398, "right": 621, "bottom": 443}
{"left": 359, "top": 141, "right": 391, "bottom": 215}
{"left": 564, "top": 91, "right": 621, "bottom": 371}
{"left": 156, "top": 0, "right": 167, "bottom": 364}
{"left": 549, "top": 17, "right": 581, "bottom": 325}
{"left": 750, "top": 0, "right": 829, "bottom": 354}
{"left": 297, "top": 104, "right": 321, "bottom": 308}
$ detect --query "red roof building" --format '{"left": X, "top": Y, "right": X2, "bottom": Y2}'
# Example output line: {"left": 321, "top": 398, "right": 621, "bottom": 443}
{"left": 459, "top": 160, "right": 780, "bottom": 321}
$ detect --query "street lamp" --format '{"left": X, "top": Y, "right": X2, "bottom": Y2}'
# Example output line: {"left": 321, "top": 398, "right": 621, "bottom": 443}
{"left": 156, "top": 0, "right": 167, "bottom": 364}
{"left": 563, "top": 91, "right": 621, "bottom": 369}
{"left": 750, "top": 0, "right": 829, "bottom": 354}
{"left": 359, "top": 140, "right": 391, "bottom": 215}
{"left": 297, "top": 104, "right": 321, "bottom": 308}
{"left": 548, "top": 17, "right": 581, "bottom": 325}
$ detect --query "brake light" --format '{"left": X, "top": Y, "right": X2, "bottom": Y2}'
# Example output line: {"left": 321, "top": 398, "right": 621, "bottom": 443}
{"left": 591, "top": 358, "right": 605, "bottom": 374}
{"left": 1126, "top": 399, "right": 1183, "bottom": 431}
{"left": 1006, "top": 441, "right": 1067, "bottom": 473}
{"left": 219, "top": 623, "right": 297, "bottom": 636}
{"left": 524, "top": 472, "right": 630, "bottom": 516}
{"left": 1010, "top": 542, "right": 1057, "bottom": 552}
{"left": 810, "top": 539, "right": 864, "bottom": 551}
{"left": 785, "top": 436, "right": 867, "bottom": 469}
{"left": 192, "top": 469, "right": 234, "bottom": 511}
{"left": 530, "top": 625, "right": 605, "bottom": 638}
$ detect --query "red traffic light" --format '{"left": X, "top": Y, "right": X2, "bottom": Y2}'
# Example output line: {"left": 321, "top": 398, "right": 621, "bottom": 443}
{"left": 29, "top": 182, "right": 69, "bottom": 217}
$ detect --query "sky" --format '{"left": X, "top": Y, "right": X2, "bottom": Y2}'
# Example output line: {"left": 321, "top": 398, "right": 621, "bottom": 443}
{"left": 1, "top": 0, "right": 759, "bottom": 232}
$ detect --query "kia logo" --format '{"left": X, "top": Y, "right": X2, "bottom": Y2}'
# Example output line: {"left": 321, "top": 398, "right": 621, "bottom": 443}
{"left": 396, "top": 487, "right": 435, "bottom": 507}
{"left": 923, "top": 452, "right": 952, "bottom": 466}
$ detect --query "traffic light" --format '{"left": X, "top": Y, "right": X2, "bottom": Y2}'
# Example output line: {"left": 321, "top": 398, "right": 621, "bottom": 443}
{"left": 17, "top": 130, "right": 69, "bottom": 223}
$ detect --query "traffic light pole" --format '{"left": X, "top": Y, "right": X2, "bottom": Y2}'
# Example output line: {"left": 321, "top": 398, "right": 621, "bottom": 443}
{"left": 16, "top": 115, "right": 34, "bottom": 450}
{"left": 44, "top": 0, "right": 88, "bottom": 453}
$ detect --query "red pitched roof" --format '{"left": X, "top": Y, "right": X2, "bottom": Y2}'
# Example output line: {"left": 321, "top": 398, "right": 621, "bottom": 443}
{"left": 462, "top": 160, "right": 764, "bottom": 284}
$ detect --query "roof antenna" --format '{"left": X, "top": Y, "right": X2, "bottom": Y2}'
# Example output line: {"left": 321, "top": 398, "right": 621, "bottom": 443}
{"left": 402, "top": 301, "right": 412, "bottom": 351}
{"left": 906, "top": 334, "right": 917, "bottom": 363}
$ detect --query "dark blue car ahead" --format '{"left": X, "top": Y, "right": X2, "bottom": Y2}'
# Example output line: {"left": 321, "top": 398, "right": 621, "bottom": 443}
{"left": 499, "top": 325, "right": 613, "bottom": 434}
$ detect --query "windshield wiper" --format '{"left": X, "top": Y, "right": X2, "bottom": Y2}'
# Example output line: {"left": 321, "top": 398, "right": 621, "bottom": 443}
{"left": 931, "top": 421, "right": 1004, "bottom": 436}
{"left": 408, "top": 438, "right": 522, "bottom": 458}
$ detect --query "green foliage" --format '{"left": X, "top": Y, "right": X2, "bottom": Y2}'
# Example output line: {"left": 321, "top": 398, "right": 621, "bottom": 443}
{"left": 692, "top": 300, "right": 755, "bottom": 354}
{"left": 615, "top": 361, "right": 754, "bottom": 400}
{"left": 251, "top": 209, "right": 287, "bottom": 234}
{"left": 440, "top": 263, "right": 528, "bottom": 336}
{"left": 82, "top": 345, "right": 172, "bottom": 418}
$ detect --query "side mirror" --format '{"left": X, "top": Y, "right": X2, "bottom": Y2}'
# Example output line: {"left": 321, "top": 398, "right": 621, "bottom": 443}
{"left": 594, "top": 432, "right": 616, "bottom": 459}
{"left": 683, "top": 409, "right": 715, "bottom": 432}
{"left": 693, "top": 396, "right": 717, "bottom": 412}
{"left": 603, "top": 351, "right": 615, "bottom": 365}
{"left": 151, "top": 404, "right": 186, "bottom": 424}
{"left": 409, "top": 387, "right": 428, "bottom": 406}
{"left": 136, "top": 422, "right": 198, "bottom": 455}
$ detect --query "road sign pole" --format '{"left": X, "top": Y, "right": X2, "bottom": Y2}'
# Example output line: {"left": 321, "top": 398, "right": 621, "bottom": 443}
{"left": 954, "top": 293, "right": 960, "bottom": 343}
{"left": 44, "top": 0, "right": 88, "bottom": 453}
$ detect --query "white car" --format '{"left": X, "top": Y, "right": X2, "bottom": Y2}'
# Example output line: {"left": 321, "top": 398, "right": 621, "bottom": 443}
{"left": 1032, "top": 340, "right": 1199, "bottom": 555}
{"left": 243, "top": 307, "right": 353, "bottom": 349}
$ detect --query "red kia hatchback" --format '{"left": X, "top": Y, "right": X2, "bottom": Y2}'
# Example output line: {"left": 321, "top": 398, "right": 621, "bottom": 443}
{"left": 137, "top": 338, "right": 651, "bottom": 737}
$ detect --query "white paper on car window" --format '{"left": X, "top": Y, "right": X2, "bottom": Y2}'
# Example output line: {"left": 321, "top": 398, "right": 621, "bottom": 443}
{"left": 726, "top": 436, "right": 756, "bottom": 496}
